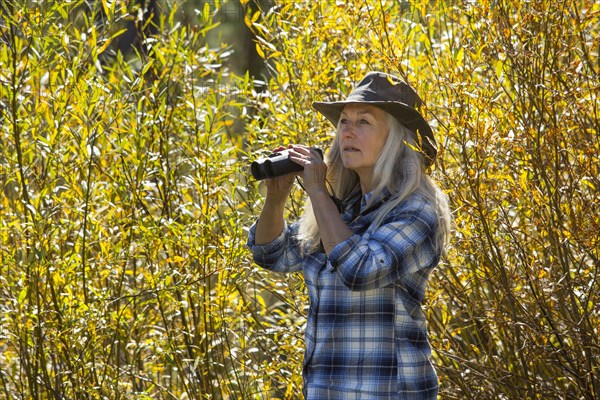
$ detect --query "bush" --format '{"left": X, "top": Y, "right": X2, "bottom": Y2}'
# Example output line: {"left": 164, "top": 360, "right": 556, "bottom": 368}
{"left": 0, "top": 0, "right": 276, "bottom": 398}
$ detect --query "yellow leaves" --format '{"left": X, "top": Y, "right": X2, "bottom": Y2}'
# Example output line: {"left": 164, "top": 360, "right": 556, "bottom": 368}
{"left": 254, "top": 35, "right": 282, "bottom": 60}
{"left": 518, "top": 170, "right": 529, "bottom": 192}
{"left": 255, "top": 41, "right": 265, "bottom": 59}
{"left": 581, "top": 176, "right": 596, "bottom": 190}
{"left": 494, "top": 58, "right": 505, "bottom": 81}
{"left": 244, "top": 9, "right": 261, "bottom": 29}
{"left": 165, "top": 255, "right": 185, "bottom": 264}
{"left": 51, "top": 269, "right": 65, "bottom": 286}
{"left": 456, "top": 46, "right": 465, "bottom": 66}
{"left": 437, "top": 302, "right": 452, "bottom": 326}
{"left": 537, "top": 268, "right": 547, "bottom": 279}
{"left": 97, "top": 28, "right": 127, "bottom": 55}
{"left": 101, "top": 0, "right": 114, "bottom": 21}
{"left": 17, "top": 288, "right": 28, "bottom": 305}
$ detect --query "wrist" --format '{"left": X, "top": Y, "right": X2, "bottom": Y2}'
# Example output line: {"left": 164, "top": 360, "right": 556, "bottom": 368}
{"left": 308, "top": 187, "right": 333, "bottom": 203}
{"left": 264, "top": 195, "right": 287, "bottom": 210}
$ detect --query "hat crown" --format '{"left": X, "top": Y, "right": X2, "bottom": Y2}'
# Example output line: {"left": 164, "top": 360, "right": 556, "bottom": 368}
{"left": 347, "top": 71, "right": 423, "bottom": 109}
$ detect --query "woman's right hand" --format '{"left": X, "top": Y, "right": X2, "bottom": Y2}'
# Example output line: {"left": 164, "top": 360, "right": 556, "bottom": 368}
{"left": 255, "top": 146, "right": 297, "bottom": 245}
{"left": 263, "top": 146, "right": 297, "bottom": 204}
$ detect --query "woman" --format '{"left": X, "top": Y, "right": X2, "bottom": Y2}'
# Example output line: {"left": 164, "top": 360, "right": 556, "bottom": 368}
{"left": 247, "top": 72, "right": 452, "bottom": 399}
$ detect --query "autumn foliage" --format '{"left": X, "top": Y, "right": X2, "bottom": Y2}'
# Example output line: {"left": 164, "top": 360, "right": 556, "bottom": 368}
{"left": 0, "top": 0, "right": 598, "bottom": 399}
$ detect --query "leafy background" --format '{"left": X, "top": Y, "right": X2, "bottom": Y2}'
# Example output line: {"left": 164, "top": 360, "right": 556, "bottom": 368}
{"left": 0, "top": 0, "right": 598, "bottom": 399}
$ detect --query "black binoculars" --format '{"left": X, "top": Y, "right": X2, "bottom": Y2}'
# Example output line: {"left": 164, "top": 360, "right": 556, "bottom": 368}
{"left": 251, "top": 147, "right": 323, "bottom": 181}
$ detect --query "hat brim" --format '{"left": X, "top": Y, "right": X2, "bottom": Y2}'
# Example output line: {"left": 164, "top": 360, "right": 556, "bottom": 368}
{"left": 312, "top": 100, "right": 437, "bottom": 167}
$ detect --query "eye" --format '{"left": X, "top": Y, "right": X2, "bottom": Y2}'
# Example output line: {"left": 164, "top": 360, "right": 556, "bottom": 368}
{"left": 339, "top": 118, "right": 349, "bottom": 124}
{"left": 360, "top": 119, "right": 371, "bottom": 125}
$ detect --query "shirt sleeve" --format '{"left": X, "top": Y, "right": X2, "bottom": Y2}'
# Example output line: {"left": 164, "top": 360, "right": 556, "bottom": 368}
{"left": 328, "top": 198, "right": 439, "bottom": 299}
{"left": 246, "top": 221, "right": 305, "bottom": 273}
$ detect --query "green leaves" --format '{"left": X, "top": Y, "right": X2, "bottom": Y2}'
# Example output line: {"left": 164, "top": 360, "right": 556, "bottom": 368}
{"left": 0, "top": 0, "right": 264, "bottom": 398}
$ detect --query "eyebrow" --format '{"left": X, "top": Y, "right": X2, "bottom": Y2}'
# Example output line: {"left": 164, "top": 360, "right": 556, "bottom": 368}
{"left": 340, "top": 109, "right": 376, "bottom": 118}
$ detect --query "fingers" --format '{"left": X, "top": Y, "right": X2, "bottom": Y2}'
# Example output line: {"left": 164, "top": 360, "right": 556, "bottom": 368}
{"left": 264, "top": 173, "right": 296, "bottom": 199}
{"left": 288, "top": 145, "right": 323, "bottom": 164}
{"left": 269, "top": 145, "right": 323, "bottom": 169}
{"left": 308, "top": 147, "right": 323, "bottom": 161}
{"left": 270, "top": 145, "right": 287, "bottom": 154}
{"left": 289, "top": 153, "right": 316, "bottom": 166}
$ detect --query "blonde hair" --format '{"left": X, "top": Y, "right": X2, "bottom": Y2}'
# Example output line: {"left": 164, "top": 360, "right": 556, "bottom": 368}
{"left": 298, "top": 112, "right": 451, "bottom": 255}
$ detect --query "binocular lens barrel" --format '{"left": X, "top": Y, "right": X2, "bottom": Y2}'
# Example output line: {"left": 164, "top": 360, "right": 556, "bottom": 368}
{"left": 250, "top": 148, "right": 322, "bottom": 180}
{"left": 250, "top": 159, "right": 276, "bottom": 181}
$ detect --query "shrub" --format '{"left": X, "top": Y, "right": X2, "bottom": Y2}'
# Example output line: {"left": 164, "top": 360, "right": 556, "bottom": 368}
{"left": 0, "top": 0, "right": 270, "bottom": 398}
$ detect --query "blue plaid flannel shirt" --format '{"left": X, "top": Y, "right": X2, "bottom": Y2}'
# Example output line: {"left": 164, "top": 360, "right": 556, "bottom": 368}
{"left": 247, "top": 189, "right": 441, "bottom": 399}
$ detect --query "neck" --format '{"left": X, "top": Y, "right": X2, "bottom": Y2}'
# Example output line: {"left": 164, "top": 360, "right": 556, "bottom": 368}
{"left": 359, "top": 173, "right": 373, "bottom": 194}
{"left": 356, "top": 171, "right": 373, "bottom": 194}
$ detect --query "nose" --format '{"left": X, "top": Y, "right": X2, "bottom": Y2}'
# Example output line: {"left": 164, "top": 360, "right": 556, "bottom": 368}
{"left": 339, "top": 120, "right": 356, "bottom": 139}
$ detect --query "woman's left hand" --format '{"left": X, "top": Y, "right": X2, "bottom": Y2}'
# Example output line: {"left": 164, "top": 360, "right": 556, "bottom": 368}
{"left": 290, "top": 145, "right": 353, "bottom": 254}
{"left": 288, "top": 145, "right": 328, "bottom": 196}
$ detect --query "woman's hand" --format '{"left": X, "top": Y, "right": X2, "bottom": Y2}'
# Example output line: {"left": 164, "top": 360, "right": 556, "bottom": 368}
{"left": 288, "top": 145, "right": 328, "bottom": 197}
{"left": 255, "top": 145, "right": 298, "bottom": 245}
{"left": 263, "top": 146, "right": 298, "bottom": 204}
{"left": 289, "top": 145, "right": 354, "bottom": 254}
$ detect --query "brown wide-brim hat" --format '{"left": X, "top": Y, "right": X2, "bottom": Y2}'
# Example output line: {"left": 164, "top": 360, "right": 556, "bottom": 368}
{"left": 313, "top": 71, "right": 437, "bottom": 167}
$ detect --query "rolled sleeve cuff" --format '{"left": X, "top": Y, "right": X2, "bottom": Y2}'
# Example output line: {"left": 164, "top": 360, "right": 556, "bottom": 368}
{"left": 328, "top": 233, "right": 361, "bottom": 270}
{"left": 247, "top": 221, "right": 287, "bottom": 256}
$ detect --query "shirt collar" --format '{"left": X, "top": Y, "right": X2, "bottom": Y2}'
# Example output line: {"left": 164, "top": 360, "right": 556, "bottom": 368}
{"left": 345, "top": 185, "right": 391, "bottom": 220}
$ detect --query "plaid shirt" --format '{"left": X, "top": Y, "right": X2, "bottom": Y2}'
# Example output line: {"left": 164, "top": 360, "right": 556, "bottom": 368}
{"left": 247, "top": 189, "right": 441, "bottom": 399}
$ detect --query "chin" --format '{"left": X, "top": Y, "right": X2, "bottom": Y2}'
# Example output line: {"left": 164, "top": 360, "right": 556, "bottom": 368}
{"left": 341, "top": 159, "right": 355, "bottom": 170}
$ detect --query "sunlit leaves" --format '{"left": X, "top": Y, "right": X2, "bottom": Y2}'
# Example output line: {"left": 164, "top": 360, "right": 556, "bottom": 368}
{"left": 0, "top": 0, "right": 265, "bottom": 398}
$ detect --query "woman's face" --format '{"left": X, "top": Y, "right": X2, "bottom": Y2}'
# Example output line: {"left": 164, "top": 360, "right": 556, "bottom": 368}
{"left": 337, "top": 104, "right": 389, "bottom": 190}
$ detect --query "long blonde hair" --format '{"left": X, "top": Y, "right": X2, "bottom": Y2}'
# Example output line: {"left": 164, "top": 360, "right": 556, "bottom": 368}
{"left": 298, "top": 113, "right": 452, "bottom": 255}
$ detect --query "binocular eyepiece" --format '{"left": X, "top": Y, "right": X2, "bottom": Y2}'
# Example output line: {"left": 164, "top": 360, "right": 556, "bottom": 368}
{"left": 251, "top": 147, "right": 323, "bottom": 181}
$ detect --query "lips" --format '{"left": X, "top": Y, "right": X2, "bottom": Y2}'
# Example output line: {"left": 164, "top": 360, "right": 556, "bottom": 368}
{"left": 343, "top": 146, "right": 360, "bottom": 152}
